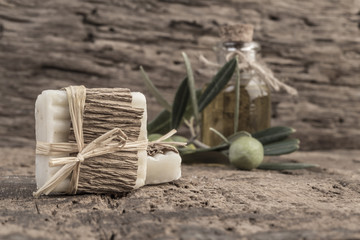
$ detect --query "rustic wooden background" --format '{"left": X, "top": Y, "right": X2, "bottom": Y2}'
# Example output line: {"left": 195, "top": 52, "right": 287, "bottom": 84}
{"left": 0, "top": 0, "right": 359, "bottom": 150}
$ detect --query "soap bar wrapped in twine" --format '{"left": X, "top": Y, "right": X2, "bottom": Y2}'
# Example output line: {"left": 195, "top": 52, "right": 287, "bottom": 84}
{"left": 34, "top": 86, "right": 185, "bottom": 198}
{"left": 200, "top": 24, "right": 298, "bottom": 95}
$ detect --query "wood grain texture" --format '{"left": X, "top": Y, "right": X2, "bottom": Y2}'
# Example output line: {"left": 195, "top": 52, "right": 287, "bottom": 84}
{"left": 0, "top": 0, "right": 359, "bottom": 150}
{"left": 70, "top": 88, "right": 144, "bottom": 193}
{"left": 2, "top": 148, "right": 360, "bottom": 239}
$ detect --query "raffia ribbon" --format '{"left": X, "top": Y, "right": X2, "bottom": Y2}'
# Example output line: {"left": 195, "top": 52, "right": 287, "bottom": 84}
{"left": 33, "top": 86, "right": 149, "bottom": 198}
{"left": 200, "top": 50, "right": 298, "bottom": 95}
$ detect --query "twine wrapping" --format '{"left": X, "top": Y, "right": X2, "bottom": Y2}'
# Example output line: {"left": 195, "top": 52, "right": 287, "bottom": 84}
{"left": 147, "top": 129, "right": 187, "bottom": 156}
{"left": 200, "top": 50, "right": 298, "bottom": 95}
{"left": 34, "top": 86, "right": 148, "bottom": 197}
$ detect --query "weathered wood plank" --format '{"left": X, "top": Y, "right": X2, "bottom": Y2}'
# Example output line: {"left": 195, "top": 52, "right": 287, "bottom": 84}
{"left": 0, "top": 0, "right": 359, "bottom": 150}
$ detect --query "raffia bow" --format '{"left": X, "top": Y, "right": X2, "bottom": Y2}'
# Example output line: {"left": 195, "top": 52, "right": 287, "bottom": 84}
{"left": 34, "top": 128, "right": 134, "bottom": 197}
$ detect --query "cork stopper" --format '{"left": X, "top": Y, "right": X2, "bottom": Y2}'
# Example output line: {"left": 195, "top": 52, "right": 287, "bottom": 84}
{"left": 219, "top": 24, "right": 254, "bottom": 43}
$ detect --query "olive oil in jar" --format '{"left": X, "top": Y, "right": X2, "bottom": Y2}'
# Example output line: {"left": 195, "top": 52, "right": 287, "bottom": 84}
{"left": 201, "top": 78, "right": 271, "bottom": 146}
{"left": 201, "top": 24, "right": 271, "bottom": 146}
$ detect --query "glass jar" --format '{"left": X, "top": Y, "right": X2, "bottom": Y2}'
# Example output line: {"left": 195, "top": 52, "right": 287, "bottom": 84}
{"left": 201, "top": 41, "right": 271, "bottom": 146}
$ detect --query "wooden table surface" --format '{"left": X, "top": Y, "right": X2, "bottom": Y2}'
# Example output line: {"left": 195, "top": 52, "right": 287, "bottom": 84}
{"left": 1, "top": 147, "right": 360, "bottom": 239}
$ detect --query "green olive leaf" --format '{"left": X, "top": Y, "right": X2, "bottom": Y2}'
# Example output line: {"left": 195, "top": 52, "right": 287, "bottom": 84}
{"left": 140, "top": 66, "right": 172, "bottom": 112}
{"left": 147, "top": 109, "right": 171, "bottom": 134}
{"left": 252, "top": 126, "right": 296, "bottom": 145}
{"left": 182, "top": 52, "right": 199, "bottom": 123}
{"left": 183, "top": 89, "right": 202, "bottom": 120}
{"left": 198, "top": 58, "right": 237, "bottom": 112}
{"left": 263, "top": 138, "right": 300, "bottom": 156}
{"left": 234, "top": 56, "right": 241, "bottom": 133}
{"left": 180, "top": 143, "right": 230, "bottom": 155}
{"left": 171, "top": 77, "right": 190, "bottom": 129}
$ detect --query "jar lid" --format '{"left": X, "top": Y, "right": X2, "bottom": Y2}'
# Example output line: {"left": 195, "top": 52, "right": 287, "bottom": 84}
{"left": 219, "top": 24, "right": 254, "bottom": 43}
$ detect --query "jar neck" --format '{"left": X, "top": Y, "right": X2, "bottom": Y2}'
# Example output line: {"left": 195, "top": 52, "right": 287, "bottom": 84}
{"left": 214, "top": 41, "right": 266, "bottom": 86}
{"left": 217, "top": 41, "right": 260, "bottom": 64}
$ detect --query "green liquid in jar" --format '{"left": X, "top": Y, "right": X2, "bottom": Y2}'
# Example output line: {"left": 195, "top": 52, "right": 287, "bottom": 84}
{"left": 201, "top": 83, "right": 271, "bottom": 146}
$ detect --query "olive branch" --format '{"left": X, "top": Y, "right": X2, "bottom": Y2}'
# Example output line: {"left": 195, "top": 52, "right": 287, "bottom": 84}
{"left": 140, "top": 53, "right": 317, "bottom": 171}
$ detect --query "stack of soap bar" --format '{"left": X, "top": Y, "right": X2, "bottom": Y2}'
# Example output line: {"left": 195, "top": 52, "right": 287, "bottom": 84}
{"left": 146, "top": 151, "right": 182, "bottom": 185}
{"left": 35, "top": 88, "right": 148, "bottom": 193}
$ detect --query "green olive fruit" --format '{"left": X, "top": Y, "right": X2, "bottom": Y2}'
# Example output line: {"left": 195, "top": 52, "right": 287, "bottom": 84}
{"left": 186, "top": 144, "right": 196, "bottom": 150}
{"left": 171, "top": 135, "right": 188, "bottom": 143}
{"left": 229, "top": 136, "right": 264, "bottom": 170}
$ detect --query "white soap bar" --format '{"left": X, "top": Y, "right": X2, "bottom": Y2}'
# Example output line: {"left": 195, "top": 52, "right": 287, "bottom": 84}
{"left": 35, "top": 90, "right": 148, "bottom": 193}
{"left": 145, "top": 151, "right": 182, "bottom": 185}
